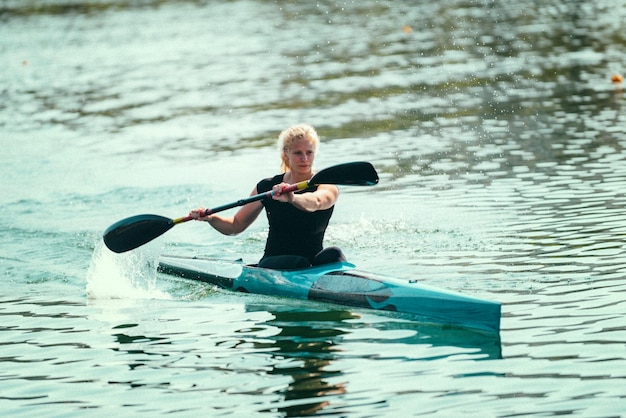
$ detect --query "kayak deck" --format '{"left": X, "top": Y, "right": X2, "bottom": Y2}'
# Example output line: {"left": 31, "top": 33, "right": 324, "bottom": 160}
{"left": 158, "top": 255, "right": 501, "bottom": 334}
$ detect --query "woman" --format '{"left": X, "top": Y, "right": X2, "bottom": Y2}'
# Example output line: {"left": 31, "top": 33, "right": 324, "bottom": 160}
{"left": 189, "top": 123, "right": 345, "bottom": 269}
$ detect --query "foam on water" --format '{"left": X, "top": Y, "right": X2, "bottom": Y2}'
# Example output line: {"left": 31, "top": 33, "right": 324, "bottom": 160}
{"left": 86, "top": 239, "right": 171, "bottom": 300}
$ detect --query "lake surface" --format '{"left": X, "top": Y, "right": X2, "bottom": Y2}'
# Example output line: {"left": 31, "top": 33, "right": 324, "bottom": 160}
{"left": 1, "top": 1, "right": 625, "bottom": 416}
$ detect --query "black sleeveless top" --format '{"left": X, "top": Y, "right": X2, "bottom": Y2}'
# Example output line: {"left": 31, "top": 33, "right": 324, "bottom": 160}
{"left": 257, "top": 174, "right": 334, "bottom": 262}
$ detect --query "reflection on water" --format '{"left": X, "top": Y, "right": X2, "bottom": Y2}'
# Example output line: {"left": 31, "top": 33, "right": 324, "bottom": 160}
{"left": 250, "top": 304, "right": 502, "bottom": 359}
{"left": 97, "top": 303, "right": 501, "bottom": 416}
{"left": 257, "top": 310, "right": 352, "bottom": 416}
{"left": 245, "top": 305, "right": 502, "bottom": 415}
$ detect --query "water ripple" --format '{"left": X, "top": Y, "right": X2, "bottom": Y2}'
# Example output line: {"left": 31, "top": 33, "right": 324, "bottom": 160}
{"left": 2, "top": 0, "right": 626, "bottom": 416}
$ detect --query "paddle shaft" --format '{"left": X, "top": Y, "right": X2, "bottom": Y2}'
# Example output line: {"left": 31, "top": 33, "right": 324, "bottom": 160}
{"left": 172, "top": 181, "right": 308, "bottom": 224}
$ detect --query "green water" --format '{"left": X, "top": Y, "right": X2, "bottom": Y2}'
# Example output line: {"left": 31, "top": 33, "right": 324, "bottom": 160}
{"left": 1, "top": 1, "right": 625, "bottom": 416}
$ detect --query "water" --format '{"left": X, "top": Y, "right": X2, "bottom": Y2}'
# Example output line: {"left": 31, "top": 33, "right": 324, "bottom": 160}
{"left": 1, "top": 0, "right": 625, "bottom": 416}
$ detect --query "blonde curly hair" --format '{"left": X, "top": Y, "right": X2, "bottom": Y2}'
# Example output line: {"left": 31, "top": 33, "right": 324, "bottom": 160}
{"left": 278, "top": 123, "right": 320, "bottom": 172}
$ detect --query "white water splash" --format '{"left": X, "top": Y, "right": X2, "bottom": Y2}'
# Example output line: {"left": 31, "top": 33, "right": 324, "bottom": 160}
{"left": 86, "top": 239, "right": 171, "bottom": 300}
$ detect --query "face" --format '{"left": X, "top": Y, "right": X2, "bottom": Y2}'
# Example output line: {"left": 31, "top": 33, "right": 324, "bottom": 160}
{"left": 285, "top": 138, "right": 316, "bottom": 175}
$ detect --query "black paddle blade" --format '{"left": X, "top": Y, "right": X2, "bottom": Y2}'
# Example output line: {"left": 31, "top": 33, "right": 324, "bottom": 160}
{"left": 310, "top": 161, "right": 379, "bottom": 186}
{"left": 103, "top": 214, "right": 174, "bottom": 253}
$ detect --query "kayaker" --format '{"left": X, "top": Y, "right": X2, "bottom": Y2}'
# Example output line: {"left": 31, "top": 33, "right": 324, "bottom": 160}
{"left": 188, "top": 123, "right": 346, "bottom": 270}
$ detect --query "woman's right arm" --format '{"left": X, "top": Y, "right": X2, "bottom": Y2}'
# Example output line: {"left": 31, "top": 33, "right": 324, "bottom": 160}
{"left": 189, "top": 187, "right": 264, "bottom": 236}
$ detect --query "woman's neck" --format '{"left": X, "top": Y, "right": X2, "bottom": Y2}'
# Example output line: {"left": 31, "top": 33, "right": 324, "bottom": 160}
{"left": 285, "top": 170, "right": 312, "bottom": 184}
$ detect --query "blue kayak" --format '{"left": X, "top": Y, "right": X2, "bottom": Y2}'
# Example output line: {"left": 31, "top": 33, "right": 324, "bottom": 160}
{"left": 158, "top": 255, "right": 501, "bottom": 334}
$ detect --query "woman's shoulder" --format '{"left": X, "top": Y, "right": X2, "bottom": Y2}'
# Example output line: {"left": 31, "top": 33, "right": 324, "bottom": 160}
{"left": 256, "top": 173, "right": 285, "bottom": 193}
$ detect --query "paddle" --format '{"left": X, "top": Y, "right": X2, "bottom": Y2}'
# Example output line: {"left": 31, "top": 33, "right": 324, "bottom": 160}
{"left": 103, "top": 161, "right": 379, "bottom": 253}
